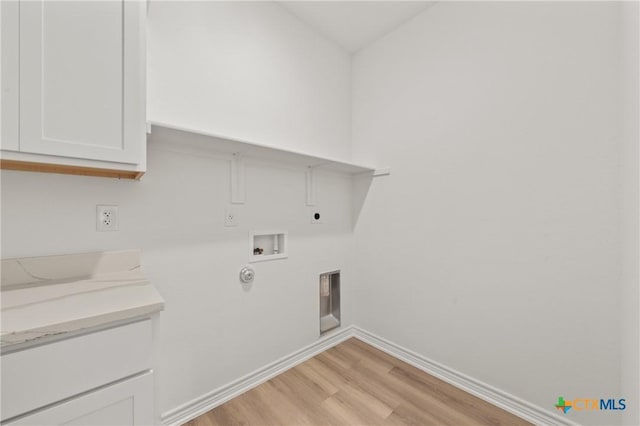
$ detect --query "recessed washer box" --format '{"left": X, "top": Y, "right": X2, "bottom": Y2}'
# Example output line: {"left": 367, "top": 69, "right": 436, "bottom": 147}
{"left": 249, "top": 231, "right": 287, "bottom": 263}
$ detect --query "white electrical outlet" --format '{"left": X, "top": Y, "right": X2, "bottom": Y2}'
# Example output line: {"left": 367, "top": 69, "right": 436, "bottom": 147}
{"left": 311, "top": 209, "right": 322, "bottom": 224}
{"left": 96, "top": 205, "right": 119, "bottom": 232}
{"left": 225, "top": 206, "right": 239, "bottom": 227}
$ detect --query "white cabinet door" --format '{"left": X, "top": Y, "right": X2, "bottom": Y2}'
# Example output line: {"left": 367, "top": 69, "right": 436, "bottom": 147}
{"left": 19, "top": 0, "right": 145, "bottom": 164}
{"left": 6, "top": 373, "right": 154, "bottom": 426}
{"left": 1, "top": 1, "right": 19, "bottom": 151}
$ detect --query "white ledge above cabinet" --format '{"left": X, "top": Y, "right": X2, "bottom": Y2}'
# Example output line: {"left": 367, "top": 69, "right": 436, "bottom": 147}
{"left": 147, "top": 121, "right": 387, "bottom": 176}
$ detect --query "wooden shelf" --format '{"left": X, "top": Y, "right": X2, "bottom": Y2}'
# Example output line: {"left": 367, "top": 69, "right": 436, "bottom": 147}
{"left": 148, "top": 121, "right": 384, "bottom": 176}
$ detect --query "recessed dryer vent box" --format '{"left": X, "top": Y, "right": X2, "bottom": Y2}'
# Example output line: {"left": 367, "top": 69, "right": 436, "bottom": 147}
{"left": 319, "top": 270, "right": 340, "bottom": 335}
{"left": 249, "top": 231, "right": 287, "bottom": 263}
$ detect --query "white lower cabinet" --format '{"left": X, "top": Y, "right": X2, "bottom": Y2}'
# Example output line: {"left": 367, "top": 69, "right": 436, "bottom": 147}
{"left": 1, "top": 320, "right": 155, "bottom": 425}
{"left": 5, "top": 373, "right": 153, "bottom": 426}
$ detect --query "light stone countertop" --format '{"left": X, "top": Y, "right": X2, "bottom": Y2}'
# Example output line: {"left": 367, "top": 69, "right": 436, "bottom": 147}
{"left": 1, "top": 249, "right": 165, "bottom": 349}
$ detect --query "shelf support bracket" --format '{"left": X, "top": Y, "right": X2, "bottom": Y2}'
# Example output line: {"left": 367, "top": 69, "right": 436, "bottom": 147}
{"left": 373, "top": 167, "right": 391, "bottom": 177}
{"left": 231, "top": 153, "right": 245, "bottom": 204}
{"left": 306, "top": 166, "right": 317, "bottom": 206}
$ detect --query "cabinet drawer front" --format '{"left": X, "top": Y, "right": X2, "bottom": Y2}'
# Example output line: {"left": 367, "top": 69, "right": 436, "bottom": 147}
{"left": 1, "top": 320, "right": 152, "bottom": 422}
{"left": 5, "top": 372, "right": 154, "bottom": 426}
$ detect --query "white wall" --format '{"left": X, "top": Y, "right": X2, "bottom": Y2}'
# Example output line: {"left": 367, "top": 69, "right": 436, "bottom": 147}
{"left": 620, "top": 2, "right": 639, "bottom": 425}
{"left": 0, "top": 140, "right": 355, "bottom": 417}
{"left": 351, "top": 3, "right": 630, "bottom": 425}
{"left": 147, "top": 1, "right": 352, "bottom": 161}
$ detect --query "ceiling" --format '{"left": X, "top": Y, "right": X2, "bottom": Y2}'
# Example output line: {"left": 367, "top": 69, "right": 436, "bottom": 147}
{"left": 278, "top": 1, "right": 435, "bottom": 53}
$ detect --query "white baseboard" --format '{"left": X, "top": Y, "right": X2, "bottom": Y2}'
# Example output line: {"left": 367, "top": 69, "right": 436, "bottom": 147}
{"left": 352, "top": 327, "right": 580, "bottom": 426}
{"left": 162, "top": 325, "right": 579, "bottom": 426}
{"left": 160, "top": 326, "right": 355, "bottom": 426}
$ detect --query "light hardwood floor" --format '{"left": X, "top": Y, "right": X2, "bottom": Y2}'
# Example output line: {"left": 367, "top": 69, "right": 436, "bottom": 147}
{"left": 186, "top": 338, "right": 532, "bottom": 426}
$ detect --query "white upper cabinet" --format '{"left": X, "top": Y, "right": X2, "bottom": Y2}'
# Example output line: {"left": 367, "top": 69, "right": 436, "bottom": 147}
{"left": 1, "top": 0, "right": 146, "bottom": 177}
{"left": 1, "top": 1, "right": 19, "bottom": 152}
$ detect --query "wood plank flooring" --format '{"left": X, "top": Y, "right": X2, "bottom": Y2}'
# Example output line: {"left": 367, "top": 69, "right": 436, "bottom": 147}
{"left": 185, "top": 338, "right": 531, "bottom": 426}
